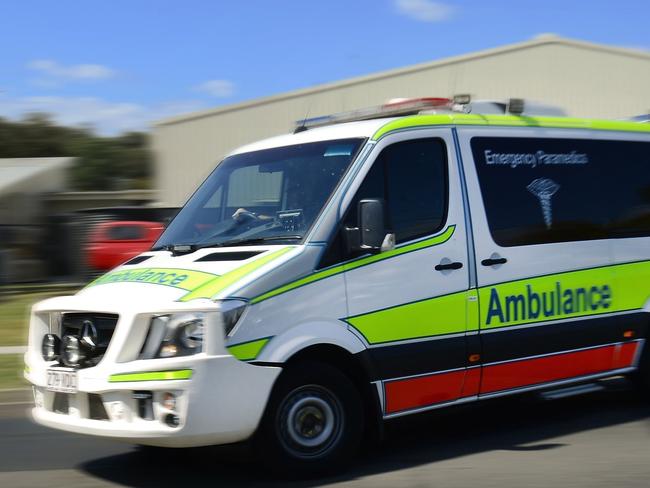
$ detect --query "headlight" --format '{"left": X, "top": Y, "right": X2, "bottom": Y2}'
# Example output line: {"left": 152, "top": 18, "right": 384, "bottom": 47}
{"left": 62, "top": 336, "right": 85, "bottom": 366}
{"left": 139, "top": 302, "right": 248, "bottom": 360}
{"left": 179, "top": 318, "right": 204, "bottom": 349}
{"left": 41, "top": 334, "right": 60, "bottom": 362}
{"left": 139, "top": 313, "right": 205, "bottom": 359}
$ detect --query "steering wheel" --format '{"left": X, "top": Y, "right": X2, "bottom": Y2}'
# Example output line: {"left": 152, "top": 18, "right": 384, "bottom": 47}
{"left": 232, "top": 208, "right": 261, "bottom": 223}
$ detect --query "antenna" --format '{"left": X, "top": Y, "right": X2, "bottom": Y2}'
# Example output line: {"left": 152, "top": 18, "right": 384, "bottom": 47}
{"left": 294, "top": 102, "right": 312, "bottom": 134}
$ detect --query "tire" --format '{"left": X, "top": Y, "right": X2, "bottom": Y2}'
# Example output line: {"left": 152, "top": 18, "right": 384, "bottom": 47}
{"left": 255, "top": 361, "right": 364, "bottom": 477}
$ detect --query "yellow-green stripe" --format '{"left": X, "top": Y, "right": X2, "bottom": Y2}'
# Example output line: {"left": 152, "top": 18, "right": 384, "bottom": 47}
{"left": 227, "top": 337, "right": 271, "bottom": 361}
{"left": 252, "top": 226, "right": 455, "bottom": 304}
{"left": 180, "top": 247, "right": 294, "bottom": 301}
{"left": 480, "top": 260, "right": 650, "bottom": 330}
{"left": 346, "top": 290, "right": 469, "bottom": 344}
{"left": 346, "top": 259, "right": 650, "bottom": 345}
{"left": 87, "top": 267, "right": 219, "bottom": 291}
{"left": 109, "top": 369, "right": 193, "bottom": 383}
{"left": 372, "top": 114, "right": 650, "bottom": 141}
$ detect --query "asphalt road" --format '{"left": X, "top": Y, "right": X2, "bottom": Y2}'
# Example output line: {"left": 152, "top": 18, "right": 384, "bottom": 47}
{"left": 1, "top": 380, "right": 649, "bottom": 488}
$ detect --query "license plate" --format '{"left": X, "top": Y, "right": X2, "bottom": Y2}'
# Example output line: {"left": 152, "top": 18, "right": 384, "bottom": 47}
{"left": 46, "top": 368, "right": 78, "bottom": 393}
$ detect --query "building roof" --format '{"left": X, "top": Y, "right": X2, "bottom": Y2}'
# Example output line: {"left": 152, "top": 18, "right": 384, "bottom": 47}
{"left": 0, "top": 157, "right": 74, "bottom": 196}
{"left": 156, "top": 35, "right": 650, "bottom": 128}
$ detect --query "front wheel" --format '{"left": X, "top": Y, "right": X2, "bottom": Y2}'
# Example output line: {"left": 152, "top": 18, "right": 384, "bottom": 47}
{"left": 255, "top": 361, "right": 364, "bottom": 477}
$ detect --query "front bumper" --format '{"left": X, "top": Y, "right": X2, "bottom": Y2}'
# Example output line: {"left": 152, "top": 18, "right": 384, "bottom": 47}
{"left": 26, "top": 354, "right": 281, "bottom": 447}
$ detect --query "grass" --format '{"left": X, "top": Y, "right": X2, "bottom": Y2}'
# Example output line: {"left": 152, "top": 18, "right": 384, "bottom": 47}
{"left": 0, "top": 288, "right": 78, "bottom": 390}
{"left": 0, "top": 291, "right": 63, "bottom": 346}
{"left": 0, "top": 287, "right": 79, "bottom": 346}
{"left": 0, "top": 355, "right": 27, "bottom": 390}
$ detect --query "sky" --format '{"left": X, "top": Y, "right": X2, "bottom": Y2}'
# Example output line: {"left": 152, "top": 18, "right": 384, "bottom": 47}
{"left": 1, "top": 0, "right": 648, "bottom": 135}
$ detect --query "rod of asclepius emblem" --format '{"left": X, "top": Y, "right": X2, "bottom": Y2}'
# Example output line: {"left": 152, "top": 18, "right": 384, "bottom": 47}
{"left": 527, "top": 178, "right": 560, "bottom": 229}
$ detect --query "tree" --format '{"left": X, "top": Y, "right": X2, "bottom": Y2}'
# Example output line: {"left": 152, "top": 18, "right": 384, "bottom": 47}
{"left": 0, "top": 114, "right": 152, "bottom": 190}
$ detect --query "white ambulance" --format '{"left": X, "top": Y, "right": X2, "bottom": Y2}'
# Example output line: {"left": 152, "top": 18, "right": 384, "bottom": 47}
{"left": 25, "top": 98, "right": 650, "bottom": 473}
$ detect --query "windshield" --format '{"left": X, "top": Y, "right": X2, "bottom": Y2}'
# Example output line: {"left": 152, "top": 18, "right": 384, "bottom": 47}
{"left": 154, "top": 138, "right": 364, "bottom": 250}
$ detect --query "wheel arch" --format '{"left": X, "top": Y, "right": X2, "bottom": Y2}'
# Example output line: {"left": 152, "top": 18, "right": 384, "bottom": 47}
{"left": 281, "top": 343, "right": 383, "bottom": 443}
{"left": 255, "top": 321, "right": 383, "bottom": 442}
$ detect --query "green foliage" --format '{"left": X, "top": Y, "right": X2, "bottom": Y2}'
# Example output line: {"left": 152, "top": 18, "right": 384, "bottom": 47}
{"left": 0, "top": 290, "right": 67, "bottom": 346}
{"left": 0, "top": 114, "right": 152, "bottom": 190}
{"left": 0, "top": 355, "right": 25, "bottom": 390}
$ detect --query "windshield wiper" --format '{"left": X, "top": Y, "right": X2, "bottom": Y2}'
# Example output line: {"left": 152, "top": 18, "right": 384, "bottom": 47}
{"left": 155, "top": 235, "right": 303, "bottom": 255}
{"left": 195, "top": 235, "right": 303, "bottom": 250}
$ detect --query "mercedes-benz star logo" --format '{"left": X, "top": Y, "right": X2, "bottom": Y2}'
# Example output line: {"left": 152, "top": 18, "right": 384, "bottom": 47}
{"left": 80, "top": 319, "right": 98, "bottom": 348}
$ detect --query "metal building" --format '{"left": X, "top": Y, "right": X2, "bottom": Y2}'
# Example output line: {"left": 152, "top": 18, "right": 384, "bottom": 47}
{"left": 152, "top": 35, "right": 650, "bottom": 207}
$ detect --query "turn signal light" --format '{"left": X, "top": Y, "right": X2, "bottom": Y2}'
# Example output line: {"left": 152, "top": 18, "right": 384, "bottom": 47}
{"left": 623, "top": 330, "right": 635, "bottom": 338}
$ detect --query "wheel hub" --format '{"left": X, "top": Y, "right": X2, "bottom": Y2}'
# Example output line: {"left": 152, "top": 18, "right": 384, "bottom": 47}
{"left": 278, "top": 385, "right": 343, "bottom": 457}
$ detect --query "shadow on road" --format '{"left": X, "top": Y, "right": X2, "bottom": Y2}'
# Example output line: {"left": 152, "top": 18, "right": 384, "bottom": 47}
{"left": 80, "top": 381, "right": 650, "bottom": 487}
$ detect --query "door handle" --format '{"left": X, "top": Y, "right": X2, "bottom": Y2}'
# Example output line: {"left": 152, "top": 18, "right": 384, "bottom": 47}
{"left": 481, "top": 257, "right": 508, "bottom": 266}
{"left": 435, "top": 261, "right": 463, "bottom": 271}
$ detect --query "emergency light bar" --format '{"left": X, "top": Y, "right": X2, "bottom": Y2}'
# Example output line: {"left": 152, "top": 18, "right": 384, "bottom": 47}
{"left": 294, "top": 96, "right": 566, "bottom": 132}
{"left": 295, "top": 97, "right": 458, "bottom": 132}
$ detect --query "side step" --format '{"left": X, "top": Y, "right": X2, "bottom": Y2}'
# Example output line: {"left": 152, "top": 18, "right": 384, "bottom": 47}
{"left": 539, "top": 383, "right": 605, "bottom": 400}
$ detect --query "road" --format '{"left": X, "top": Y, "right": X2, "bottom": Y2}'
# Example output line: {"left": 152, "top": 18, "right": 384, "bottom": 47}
{"left": 1, "top": 380, "right": 649, "bottom": 487}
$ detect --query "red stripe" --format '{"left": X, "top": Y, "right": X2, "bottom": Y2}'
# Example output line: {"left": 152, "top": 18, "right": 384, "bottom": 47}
{"left": 613, "top": 342, "right": 639, "bottom": 369}
{"left": 481, "top": 342, "right": 639, "bottom": 394}
{"left": 461, "top": 367, "right": 481, "bottom": 397}
{"left": 385, "top": 370, "right": 464, "bottom": 414}
{"left": 383, "top": 342, "right": 640, "bottom": 415}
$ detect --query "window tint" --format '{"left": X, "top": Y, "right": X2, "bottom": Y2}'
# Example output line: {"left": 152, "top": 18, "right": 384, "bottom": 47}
{"left": 471, "top": 137, "right": 650, "bottom": 246}
{"left": 107, "top": 225, "right": 145, "bottom": 241}
{"left": 608, "top": 153, "right": 650, "bottom": 237}
{"left": 384, "top": 139, "right": 447, "bottom": 242}
{"left": 320, "top": 138, "right": 447, "bottom": 267}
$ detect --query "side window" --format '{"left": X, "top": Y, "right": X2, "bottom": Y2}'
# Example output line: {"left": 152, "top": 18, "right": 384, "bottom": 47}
{"left": 471, "top": 137, "right": 650, "bottom": 246}
{"left": 607, "top": 148, "right": 650, "bottom": 237}
{"left": 319, "top": 138, "right": 447, "bottom": 267}
{"left": 384, "top": 139, "right": 447, "bottom": 243}
{"left": 107, "top": 225, "right": 145, "bottom": 241}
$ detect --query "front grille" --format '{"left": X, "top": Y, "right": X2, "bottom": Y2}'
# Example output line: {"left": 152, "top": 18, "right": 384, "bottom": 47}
{"left": 59, "top": 313, "right": 119, "bottom": 368}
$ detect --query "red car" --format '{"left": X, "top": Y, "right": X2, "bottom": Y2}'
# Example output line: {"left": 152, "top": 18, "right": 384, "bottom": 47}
{"left": 85, "top": 221, "right": 164, "bottom": 271}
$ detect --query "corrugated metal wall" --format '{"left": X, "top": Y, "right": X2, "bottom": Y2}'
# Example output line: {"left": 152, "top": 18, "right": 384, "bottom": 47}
{"left": 152, "top": 37, "right": 650, "bottom": 206}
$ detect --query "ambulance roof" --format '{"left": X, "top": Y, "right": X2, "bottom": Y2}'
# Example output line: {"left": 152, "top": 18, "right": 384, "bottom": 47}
{"left": 229, "top": 114, "right": 650, "bottom": 156}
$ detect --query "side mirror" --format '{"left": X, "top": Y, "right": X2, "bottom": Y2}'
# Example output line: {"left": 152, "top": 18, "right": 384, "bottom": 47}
{"left": 345, "top": 199, "right": 395, "bottom": 254}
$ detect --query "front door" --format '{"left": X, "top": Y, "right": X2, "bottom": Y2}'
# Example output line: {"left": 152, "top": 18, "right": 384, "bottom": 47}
{"left": 331, "top": 130, "right": 474, "bottom": 416}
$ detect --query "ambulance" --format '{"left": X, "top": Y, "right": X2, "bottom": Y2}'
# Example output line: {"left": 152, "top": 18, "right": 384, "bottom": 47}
{"left": 25, "top": 97, "right": 650, "bottom": 473}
